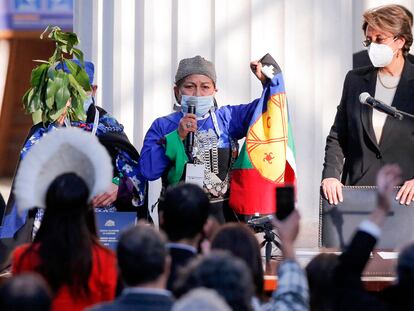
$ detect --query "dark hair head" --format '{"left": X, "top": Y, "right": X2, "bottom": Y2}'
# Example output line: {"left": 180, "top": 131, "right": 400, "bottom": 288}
{"left": 211, "top": 223, "right": 264, "bottom": 297}
{"left": 45, "top": 172, "right": 89, "bottom": 212}
{"left": 172, "top": 288, "right": 231, "bottom": 311}
{"left": 18, "top": 173, "right": 97, "bottom": 298}
{"left": 0, "top": 273, "right": 52, "bottom": 311}
{"left": 117, "top": 224, "right": 167, "bottom": 286}
{"left": 174, "top": 251, "right": 254, "bottom": 311}
{"left": 305, "top": 253, "right": 339, "bottom": 311}
{"left": 397, "top": 243, "right": 414, "bottom": 286}
{"left": 159, "top": 183, "right": 210, "bottom": 242}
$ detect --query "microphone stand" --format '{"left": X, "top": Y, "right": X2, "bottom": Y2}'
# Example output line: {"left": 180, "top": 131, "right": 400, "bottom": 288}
{"left": 396, "top": 109, "right": 414, "bottom": 120}
{"left": 370, "top": 102, "right": 414, "bottom": 120}
{"left": 360, "top": 92, "right": 414, "bottom": 120}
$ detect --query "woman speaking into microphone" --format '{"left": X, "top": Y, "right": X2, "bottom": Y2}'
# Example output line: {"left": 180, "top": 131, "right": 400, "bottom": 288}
{"left": 322, "top": 4, "right": 414, "bottom": 206}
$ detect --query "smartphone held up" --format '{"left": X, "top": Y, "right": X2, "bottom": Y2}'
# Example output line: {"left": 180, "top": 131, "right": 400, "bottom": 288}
{"left": 275, "top": 185, "right": 295, "bottom": 220}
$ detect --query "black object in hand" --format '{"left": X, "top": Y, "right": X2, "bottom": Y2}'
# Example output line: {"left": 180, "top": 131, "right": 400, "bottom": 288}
{"left": 185, "top": 103, "right": 196, "bottom": 154}
{"left": 259, "top": 53, "right": 281, "bottom": 79}
{"left": 275, "top": 186, "right": 295, "bottom": 220}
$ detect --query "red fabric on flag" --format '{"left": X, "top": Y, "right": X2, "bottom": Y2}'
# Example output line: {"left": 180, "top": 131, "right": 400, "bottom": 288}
{"left": 229, "top": 169, "right": 277, "bottom": 215}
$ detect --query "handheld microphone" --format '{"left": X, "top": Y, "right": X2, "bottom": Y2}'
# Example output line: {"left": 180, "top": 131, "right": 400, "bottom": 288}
{"left": 185, "top": 101, "right": 196, "bottom": 155}
{"left": 359, "top": 92, "right": 404, "bottom": 120}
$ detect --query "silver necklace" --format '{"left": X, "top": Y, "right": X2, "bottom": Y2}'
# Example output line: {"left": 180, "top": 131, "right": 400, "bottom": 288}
{"left": 377, "top": 72, "right": 399, "bottom": 89}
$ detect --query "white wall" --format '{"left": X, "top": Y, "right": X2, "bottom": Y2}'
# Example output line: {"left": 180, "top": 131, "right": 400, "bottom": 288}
{"left": 74, "top": 0, "right": 414, "bottom": 246}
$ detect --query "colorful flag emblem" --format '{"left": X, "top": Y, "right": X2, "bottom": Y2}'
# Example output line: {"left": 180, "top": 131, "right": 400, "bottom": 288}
{"left": 229, "top": 55, "right": 296, "bottom": 215}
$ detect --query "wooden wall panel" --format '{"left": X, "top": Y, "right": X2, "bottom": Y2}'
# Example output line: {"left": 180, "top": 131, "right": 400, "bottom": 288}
{"left": 0, "top": 32, "right": 54, "bottom": 177}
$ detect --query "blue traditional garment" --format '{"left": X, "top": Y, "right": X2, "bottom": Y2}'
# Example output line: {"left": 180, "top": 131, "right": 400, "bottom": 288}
{"left": 139, "top": 100, "right": 259, "bottom": 222}
{"left": 140, "top": 101, "right": 260, "bottom": 181}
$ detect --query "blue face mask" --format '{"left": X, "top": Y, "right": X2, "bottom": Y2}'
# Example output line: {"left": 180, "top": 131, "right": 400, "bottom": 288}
{"left": 181, "top": 95, "right": 214, "bottom": 117}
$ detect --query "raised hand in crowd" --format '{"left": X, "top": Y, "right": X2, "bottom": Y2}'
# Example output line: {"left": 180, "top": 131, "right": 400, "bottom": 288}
{"left": 273, "top": 210, "right": 300, "bottom": 260}
{"left": 370, "top": 164, "right": 402, "bottom": 227}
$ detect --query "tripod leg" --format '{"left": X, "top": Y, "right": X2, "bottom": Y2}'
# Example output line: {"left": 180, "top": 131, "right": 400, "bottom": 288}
{"left": 265, "top": 241, "right": 272, "bottom": 262}
{"left": 272, "top": 239, "right": 282, "bottom": 250}
{"left": 268, "top": 230, "right": 282, "bottom": 252}
{"left": 259, "top": 240, "right": 267, "bottom": 249}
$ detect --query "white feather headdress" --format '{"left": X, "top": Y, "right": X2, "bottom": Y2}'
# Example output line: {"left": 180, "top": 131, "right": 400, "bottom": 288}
{"left": 14, "top": 127, "right": 113, "bottom": 212}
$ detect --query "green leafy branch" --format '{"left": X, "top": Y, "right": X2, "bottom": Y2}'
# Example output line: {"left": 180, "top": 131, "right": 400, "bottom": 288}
{"left": 22, "top": 26, "right": 92, "bottom": 124}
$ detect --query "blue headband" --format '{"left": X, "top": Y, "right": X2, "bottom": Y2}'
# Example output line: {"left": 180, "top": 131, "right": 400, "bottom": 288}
{"left": 56, "top": 59, "right": 94, "bottom": 85}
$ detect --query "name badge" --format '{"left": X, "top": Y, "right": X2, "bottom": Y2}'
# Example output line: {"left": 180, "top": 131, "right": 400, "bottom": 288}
{"left": 185, "top": 163, "right": 205, "bottom": 188}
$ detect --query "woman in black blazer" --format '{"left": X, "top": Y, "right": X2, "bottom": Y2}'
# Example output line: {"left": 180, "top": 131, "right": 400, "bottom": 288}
{"left": 322, "top": 5, "right": 414, "bottom": 206}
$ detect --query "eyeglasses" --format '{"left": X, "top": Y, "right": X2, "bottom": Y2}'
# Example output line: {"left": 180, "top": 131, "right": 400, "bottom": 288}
{"left": 362, "top": 35, "right": 397, "bottom": 47}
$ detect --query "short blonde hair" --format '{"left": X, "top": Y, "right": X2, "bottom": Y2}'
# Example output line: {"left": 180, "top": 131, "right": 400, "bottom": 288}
{"left": 362, "top": 4, "right": 413, "bottom": 57}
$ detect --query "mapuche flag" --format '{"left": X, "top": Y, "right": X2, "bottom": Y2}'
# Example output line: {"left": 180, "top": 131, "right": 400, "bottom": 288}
{"left": 229, "top": 54, "right": 296, "bottom": 215}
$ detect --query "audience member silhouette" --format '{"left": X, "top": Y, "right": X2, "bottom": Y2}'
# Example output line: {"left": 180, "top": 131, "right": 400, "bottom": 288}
{"left": 171, "top": 288, "right": 231, "bottom": 311}
{"left": 12, "top": 173, "right": 118, "bottom": 311}
{"left": 10, "top": 128, "right": 118, "bottom": 311}
{"left": 158, "top": 183, "right": 210, "bottom": 291}
{"left": 306, "top": 253, "right": 339, "bottom": 311}
{"left": 88, "top": 224, "right": 173, "bottom": 311}
{"left": 173, "top": 251, "right": 254, "bottom": 311}
{"left": 211, "top": 223, "right": 265, "bottom": 305}
{"left": 0, "top": 272, "right": 52, "bottom": 311}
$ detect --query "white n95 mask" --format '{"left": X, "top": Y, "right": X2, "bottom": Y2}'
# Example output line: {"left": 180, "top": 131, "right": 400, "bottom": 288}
{"left": 368, "top": 42, "right": 395, "bottom": 68}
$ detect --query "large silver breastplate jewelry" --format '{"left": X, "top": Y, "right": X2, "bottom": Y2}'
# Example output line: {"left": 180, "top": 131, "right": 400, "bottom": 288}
{"left": 193, "top": 128, "right": 227, "bottom": 198}
{"left": 192, "top": 111, "right": 237, "bottom": 200}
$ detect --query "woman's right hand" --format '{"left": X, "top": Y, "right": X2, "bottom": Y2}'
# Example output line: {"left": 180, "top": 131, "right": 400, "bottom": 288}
{"left": 250, "top": 60, "right": 267, "bottom": 85}
{"left": 321, "top": 178, "right": 343, "bottom": 205}
{"left": 178, "top": 113, "right": 197, "bottom": 140}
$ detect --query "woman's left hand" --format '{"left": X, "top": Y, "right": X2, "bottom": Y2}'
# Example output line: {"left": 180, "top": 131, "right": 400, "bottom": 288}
{"left": 250, "top": 60, "right": 267, "bottom": 85}
{"left": 396, "top": 178, "right": 414, "bottom": 205}
{"left": 92, "top": 183, "right": 119, "bottom": 207}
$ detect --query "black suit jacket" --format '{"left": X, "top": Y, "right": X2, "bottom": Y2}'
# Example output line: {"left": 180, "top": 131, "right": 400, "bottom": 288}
{"left": 334, "top": 230, "right": 386, "bottom": 311}
{"left": 323, "top": 61, "right": 414, "bottom": 185}
{"left": 87, "top": 292, "right": 173, "bottom": 311}
{"left": 334, "top": 230, "right": 414, "bottom": 311}
{"left": 166, "top": 245, "right": 197, "bottom": 291}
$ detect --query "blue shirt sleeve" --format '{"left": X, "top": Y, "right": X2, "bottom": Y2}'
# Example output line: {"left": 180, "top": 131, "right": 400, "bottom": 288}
{"left": 217, "top": 98, "right": 260, "bottom": 140}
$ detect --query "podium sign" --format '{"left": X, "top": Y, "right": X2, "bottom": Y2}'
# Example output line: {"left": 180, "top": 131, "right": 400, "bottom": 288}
{"left": 95, "top": 212, "right": 136, "bottom": 250}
